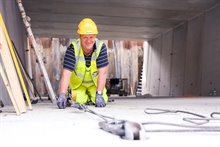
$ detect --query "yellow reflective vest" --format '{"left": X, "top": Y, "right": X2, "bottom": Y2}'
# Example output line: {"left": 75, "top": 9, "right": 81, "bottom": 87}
{"left": 69, "top": 39, "right": 104, "bottom": 89}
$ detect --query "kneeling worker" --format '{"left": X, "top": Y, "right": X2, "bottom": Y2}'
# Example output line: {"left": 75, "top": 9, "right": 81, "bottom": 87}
{"left": 57, "top": 18, "right": 109, "bottom": 109}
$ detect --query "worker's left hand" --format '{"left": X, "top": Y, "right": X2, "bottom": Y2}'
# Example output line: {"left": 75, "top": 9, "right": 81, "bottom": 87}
{"left": 95, "top": 93, "right": 106, "bottom": 107}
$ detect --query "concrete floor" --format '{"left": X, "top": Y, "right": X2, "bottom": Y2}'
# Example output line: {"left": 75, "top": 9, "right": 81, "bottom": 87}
{"left": 0, "top": 97, "right": 220, "bottom": 147}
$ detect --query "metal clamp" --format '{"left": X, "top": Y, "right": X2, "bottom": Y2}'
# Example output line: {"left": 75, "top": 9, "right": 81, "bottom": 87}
{"left": 99, "top": 120, "right": 147, "bottom": 140}
{"left": 71, "top": 102, "right": 147, "bottom": 140}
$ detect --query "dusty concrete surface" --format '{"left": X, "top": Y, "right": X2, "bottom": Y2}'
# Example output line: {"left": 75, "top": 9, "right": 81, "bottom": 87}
{"left": 0, "top": 97, "right": 220, "bottom": 147}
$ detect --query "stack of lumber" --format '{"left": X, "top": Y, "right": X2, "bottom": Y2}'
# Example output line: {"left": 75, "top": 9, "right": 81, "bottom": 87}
{"left": 0, "top": 14, "right": 31, "bottom": 115}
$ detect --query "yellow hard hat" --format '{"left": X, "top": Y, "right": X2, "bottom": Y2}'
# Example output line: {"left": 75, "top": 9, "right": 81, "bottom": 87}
{"left": 77, "top": 18, "right": 98, "bottom": 34}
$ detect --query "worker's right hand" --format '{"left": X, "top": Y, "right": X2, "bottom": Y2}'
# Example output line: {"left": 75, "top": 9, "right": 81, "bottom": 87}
{"left": 56, "top": 93, "right": 67, "bottom": 109}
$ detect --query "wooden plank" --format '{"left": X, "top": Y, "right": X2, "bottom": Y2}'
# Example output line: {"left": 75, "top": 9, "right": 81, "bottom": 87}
{"left": 16, "top": 0, "right": 56, "bottom": 102}
{"left": 0, "top": 21, "right": 26, "bottom": 113}
{"left": 0, "top": 59, "right": 21, "bottom": 115}
{"left": 0, "top": 14, "right": 32, "bottom": 110}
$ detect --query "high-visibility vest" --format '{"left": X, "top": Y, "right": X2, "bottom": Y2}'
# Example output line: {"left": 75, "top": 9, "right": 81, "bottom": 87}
{"left": 69, "top": 39, "right": 104, "bottom": 89}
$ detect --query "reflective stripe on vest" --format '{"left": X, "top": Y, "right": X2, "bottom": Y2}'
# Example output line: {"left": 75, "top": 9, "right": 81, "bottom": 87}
{"left": 69, "top": 39, "right": 104, "bottom": 89}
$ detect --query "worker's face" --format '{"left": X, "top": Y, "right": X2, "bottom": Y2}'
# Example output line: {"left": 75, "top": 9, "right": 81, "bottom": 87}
{"left": 79, "top": 34, "right": 96, "bottom": 50}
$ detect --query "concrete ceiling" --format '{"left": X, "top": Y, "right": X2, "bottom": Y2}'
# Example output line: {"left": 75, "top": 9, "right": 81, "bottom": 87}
{"left": 22, "top": 0, "right": 220, "bottom": 41}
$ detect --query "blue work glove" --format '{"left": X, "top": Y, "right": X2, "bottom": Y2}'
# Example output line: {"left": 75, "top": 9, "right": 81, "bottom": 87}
{"left": 56, "top": 93, "right": 67, "bottom": 109}
{"left": 95, "top": 93, "right": 106, "bottom": 107}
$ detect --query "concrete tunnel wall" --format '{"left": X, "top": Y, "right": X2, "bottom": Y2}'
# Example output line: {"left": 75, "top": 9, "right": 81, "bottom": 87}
{"left": 142, "top": 4, "right": 220, "bottom": 97}
{"left": 0, "top": 0, "right": 27, "bottom": 105}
